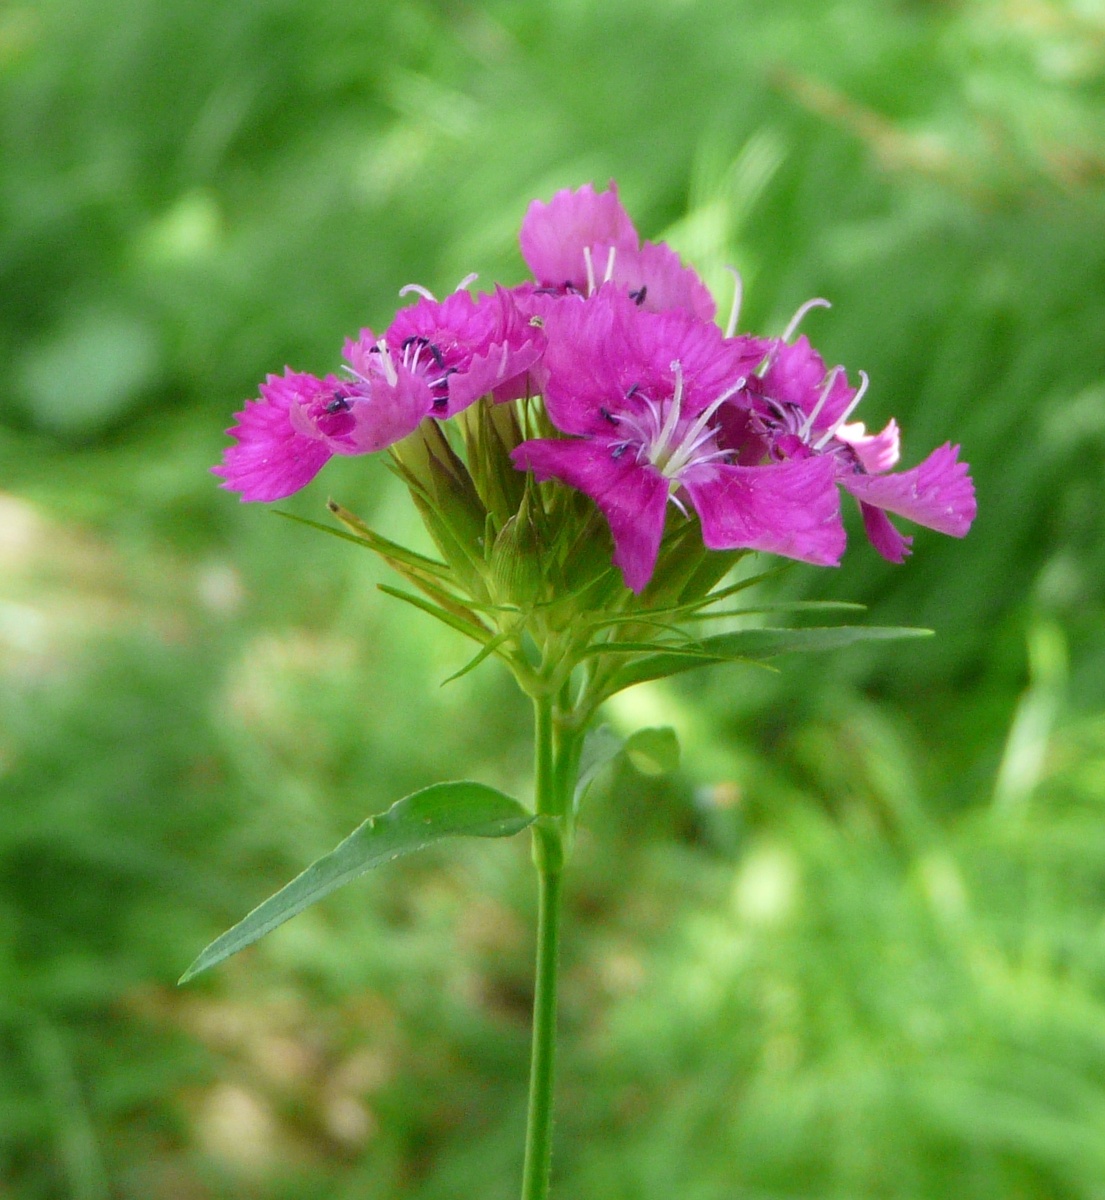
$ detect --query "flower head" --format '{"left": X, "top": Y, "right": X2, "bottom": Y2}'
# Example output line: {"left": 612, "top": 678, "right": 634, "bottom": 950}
{"left": 215, "top": 288, "right": 541, "bottom": 501}
{"left": 345, "top": 286, "right": 542, "bottom": 417}
{"left": 215, "top": 184, "right": 975, "bottom": 606}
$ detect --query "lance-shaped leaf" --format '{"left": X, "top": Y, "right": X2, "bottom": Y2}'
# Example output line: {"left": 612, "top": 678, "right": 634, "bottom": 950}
{"left": 624, "top": 726, "right": 680, "bottom": 775}
{"left": 574, "top": 725, "right": 625, "bottom": 812}
{"left": 573, "top": 724, "right": 681, "bottom": 812}
{"left": 274, "top": 508, "right": 452, "bottom": 579}
{"left": 377, "top": 584, "right": 492, "bottom": 644}
{"left": 603, "top": 625, "right": 933, "bottom": 696}
{"left": 180, "top": 782, "right": 533, "bottom": 984}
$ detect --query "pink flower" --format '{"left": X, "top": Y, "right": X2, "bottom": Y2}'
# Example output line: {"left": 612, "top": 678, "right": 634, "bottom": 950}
{"left": 511, "top": 288, "right": 845, "bottom": 593}
{"left": 744, "top": 334, "right": 977, "bottom": 561}
{"left": 519, "top": 183, "right": 716, "bottom": 321}
{"left": 212, "top": 370, "right": 358, "bottom": 503}
{"left": 215, "top": 288, "right": 542, "bottom": 501}
{"left": 344, "top": 286, "right": 542, "bottom": 417}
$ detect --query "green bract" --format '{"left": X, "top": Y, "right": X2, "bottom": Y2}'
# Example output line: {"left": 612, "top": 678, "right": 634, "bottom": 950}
{"left": 277, "top": 405, "right": 928, "bottom": 724}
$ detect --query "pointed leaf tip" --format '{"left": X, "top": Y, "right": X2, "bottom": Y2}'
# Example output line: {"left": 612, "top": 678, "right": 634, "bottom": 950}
{"left": 179, "top": 781, "right": 532, "bottom": 984}
{"left": 603, "top": 624, "right": 934, "bottom": 696}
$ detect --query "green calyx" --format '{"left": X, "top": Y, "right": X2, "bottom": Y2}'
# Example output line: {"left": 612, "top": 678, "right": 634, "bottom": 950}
{"left": 285, "top": 395, "right": 925, "bottom": 718}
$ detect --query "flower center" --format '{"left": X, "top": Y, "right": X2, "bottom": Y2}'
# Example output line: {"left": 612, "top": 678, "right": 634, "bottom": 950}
{"left": 398, "top": 335, "right": 457, "bottom": 409}
{"left": 756, "top": 368, "right": 869, "bottom": 459}
{"left": 607, "top": 361, "right": 746, "bottom": 487}
{"left": 346, "top": 336, "right": 458, "bottom": 410}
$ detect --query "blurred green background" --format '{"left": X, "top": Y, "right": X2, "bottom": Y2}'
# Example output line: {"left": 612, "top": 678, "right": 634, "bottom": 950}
{"left": 2, "top": 0, "right": 1105, "bottom": 1196}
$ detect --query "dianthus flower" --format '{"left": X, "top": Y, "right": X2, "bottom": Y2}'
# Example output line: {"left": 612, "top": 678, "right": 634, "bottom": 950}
{"left": 744, "top": 329, "right": 977, "bottom": 561}
{"left": 511, "top": 288, "right": 845, "bottom": 592}
{"left": 202, "top": 183, "right": 982, "bottom": 1200}
{"left": 214, "top": 287, "right": 541, "bottom": 501}
{"left": 518, "top": 182, "right": 716, "bottom": 321}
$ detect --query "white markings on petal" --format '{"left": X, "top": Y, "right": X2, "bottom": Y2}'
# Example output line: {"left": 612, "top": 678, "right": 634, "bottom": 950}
{"left": 664, "top": 379, "right": 746, "bottom": 478}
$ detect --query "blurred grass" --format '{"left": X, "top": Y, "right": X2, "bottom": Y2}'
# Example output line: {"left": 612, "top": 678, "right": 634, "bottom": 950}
{"left": 1, "top": 0, "right": 1104, "bottom": 1196}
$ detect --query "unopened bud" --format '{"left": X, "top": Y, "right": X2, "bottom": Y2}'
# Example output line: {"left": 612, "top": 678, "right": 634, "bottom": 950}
{"left": 489, "top": 504, "right": 544, "bottom": 608}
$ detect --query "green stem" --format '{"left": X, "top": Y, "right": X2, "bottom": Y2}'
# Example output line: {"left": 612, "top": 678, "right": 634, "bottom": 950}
{"left": 521, "top": 855, "right": 563, "bottom": 1200}
{"left": 521, "top": 694, "right": 566, "bottom": 1200}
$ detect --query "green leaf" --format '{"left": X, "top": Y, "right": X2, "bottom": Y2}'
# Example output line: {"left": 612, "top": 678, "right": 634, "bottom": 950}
{"left": 604, "top": 625, "right": 933, "bottom": 695}
{"left": 677, "top": 547, "right": 749, "bottom": 604}
{"left": 572, "top": 724, "right": 681, "bottom": 812}
{"left": 624, "top": 726, "right": 681, "bottom": 775}
{"left": 679, "top": 565, "right": 793, "bottom": 612}
{"left": 274, "top": 508, "right": 450, "bottom": 578}
{"left": 179, "top": 782, "right": 533, "bottom": 983}
{"left": 574, "top": 725, "right": 625, "bottom": 811}
{"left": 326, "top": 501, "right": 453, "bottom": 577}
{"left": 377, "top": 583, "right": 491, "bottom": 644}
{"left": 440, "top": 627, "right": 516, "bottom": 685}
{"left": 696, "top": 625, "right": 933, "bottom": 658}
{"left": 580, "top": 639, "right": 713, "bottom": 659}
{"left": 678, "top": 600, "right": 867, "bottom": 621}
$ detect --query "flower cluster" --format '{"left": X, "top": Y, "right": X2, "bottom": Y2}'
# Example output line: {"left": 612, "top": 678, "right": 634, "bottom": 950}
{"left": 215, "top": 183, "right": 975, "bottom": 593}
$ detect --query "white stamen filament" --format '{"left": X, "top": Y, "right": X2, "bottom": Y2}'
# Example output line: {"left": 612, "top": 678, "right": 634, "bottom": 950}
{"left": 724, "top": 266, "right": 743, "bottom": 338}
{"left": 688, "top": 446, "right": 738, "bottom": 467}
{"left": 798, "top": 367, "right": 842, "bottom": 440}
{"left": 668, "top": 490, "right": 690, "bottom": 517}
{"left": 399, "top": 283, "right": 437, "bottom": 302}
{"left": 583, "top": 246, "right": 597, "bottom": 297}
{"left": 664, "top": 379, "right": 746, "bottom": 478}
{"left": 376, "top": 338, "right": 398, "bottom": 387}
{"left": 651, "top": 361, "right": 686, "bottom": 462}
{"left": 603, "top": 246, "right": 617, "bottom": 283}
{"left": 813, "top": 370, "right": 869, "bottom": 450}
{"left": 455, "top": 273, "right": 479, "bottom": 292}
{"left": 781, "top": 296, "right": 831, "bottom": 343}
{"left": 613, "top": 413, "right": 648, "bottom": 446}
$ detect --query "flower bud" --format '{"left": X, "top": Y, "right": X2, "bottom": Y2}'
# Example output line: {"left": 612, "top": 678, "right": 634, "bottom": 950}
{"left": 489, "top": 493, "right": 545, "bottom": 609}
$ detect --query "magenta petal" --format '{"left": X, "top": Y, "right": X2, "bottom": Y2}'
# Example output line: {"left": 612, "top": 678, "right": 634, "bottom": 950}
{"left": 539, "top": 290, "right": 634, "bottom": 435}
{"left": 840, "top": 443, "right": 976, "bottom": 537}
{"left": 626, "top": 301, "right": 754, "bottom": 414}
{"left": 344, "top": 373, "right": 435, "bottom": 452}
{"left": 860, "top": 502, "right": 913, "bottom": 563}
{"left": 213, "top": 371, "right": 334, "bottom": 502}
{"left": 760, "top": 336, "right": 826, "bottom": 408}
{"left": 512, "top": 438, "right": 669, "bottom": 593}
{"left": 342, "top": 329, "right": 382, "bottom": 382}
{"left": 520, "top": 182, "right": 638, "bottom": 289}
{"left": 836, "top": 418, "right": 900, "bottom": 473}
{"left": 446, "top": 289, "right": 546, "bottom": 411}
{"left": 682, "top": 456, "right": 845, "bottom": 566}
{"left": 451, "top": 339, "right": 542, "bottom": 410}
{"left": 613, "top": 241, "right": 717, "bottom": 321}
{"left": 759, "top": 337, "right": 857, "bottom": 432}
{"left": 387, "top": 289, "right": 495, "bottom": 349}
